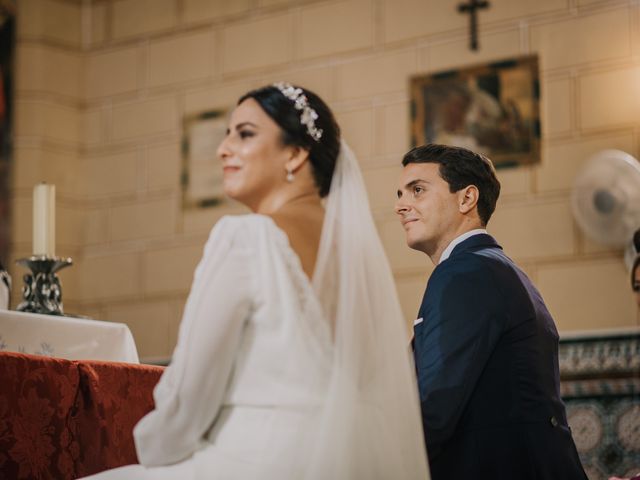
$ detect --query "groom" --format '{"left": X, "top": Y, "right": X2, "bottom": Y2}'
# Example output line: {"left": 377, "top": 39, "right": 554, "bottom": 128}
{"left": 395, "top": 144, "right": 586, "bottom": 480}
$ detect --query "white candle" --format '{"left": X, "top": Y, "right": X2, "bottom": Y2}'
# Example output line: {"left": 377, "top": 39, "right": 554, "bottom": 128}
{"left": 33, "top": 183, "right": 56, "bottom": 257}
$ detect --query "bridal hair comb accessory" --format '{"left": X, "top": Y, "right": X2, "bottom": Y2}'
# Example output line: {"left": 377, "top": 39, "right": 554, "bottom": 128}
{"left": 273, "top": 82, "right": 323, "bottom": 142}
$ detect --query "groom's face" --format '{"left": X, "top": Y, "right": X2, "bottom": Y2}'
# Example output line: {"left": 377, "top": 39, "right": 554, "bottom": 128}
{"left": 395, "top": 162, "right": 460, "bottom": 256}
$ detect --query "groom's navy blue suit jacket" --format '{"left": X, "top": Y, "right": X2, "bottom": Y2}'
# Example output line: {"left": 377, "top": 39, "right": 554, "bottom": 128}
{"left": 413, "top": 234, "right": 586, "bottom": 480}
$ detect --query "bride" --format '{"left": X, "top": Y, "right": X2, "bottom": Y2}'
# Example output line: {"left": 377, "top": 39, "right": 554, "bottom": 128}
{"left": 82, "top": 83, "right": 429, "bottom": 479}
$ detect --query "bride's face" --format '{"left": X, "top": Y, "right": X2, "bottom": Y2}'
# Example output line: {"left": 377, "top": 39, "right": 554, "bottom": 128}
{"left": 217, "top": 98, "right": 293, "bottom": 209}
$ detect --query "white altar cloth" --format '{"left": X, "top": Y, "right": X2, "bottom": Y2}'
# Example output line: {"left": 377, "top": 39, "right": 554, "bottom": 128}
{"left": 0, "top": 310, "right": 139, "bottom": 363}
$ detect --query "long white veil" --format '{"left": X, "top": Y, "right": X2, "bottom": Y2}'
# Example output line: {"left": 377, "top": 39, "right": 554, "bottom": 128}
{"left": 307, "top": 141, "right": 430, "bottom": 479}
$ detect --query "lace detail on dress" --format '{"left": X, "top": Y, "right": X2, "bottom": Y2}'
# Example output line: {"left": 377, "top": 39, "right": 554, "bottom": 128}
{"left": 258, "top": 215, "right": 312, "bottom": 317}
{"left": 280, "top": 243, "right": 310, "bottom": 316}
{"left": 261, "top": 216, "right": 332, "bottom": 358}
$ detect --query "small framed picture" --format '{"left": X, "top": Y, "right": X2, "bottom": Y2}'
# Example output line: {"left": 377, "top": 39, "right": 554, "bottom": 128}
{"left": 181, "top": 110, "right": 228, "bottom": 209}
{"left": 410, "top": 55, "right": 540, "bottom": 167}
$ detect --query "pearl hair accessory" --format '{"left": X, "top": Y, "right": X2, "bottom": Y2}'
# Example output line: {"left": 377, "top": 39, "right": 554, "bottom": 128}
{"left": 273, "top": 82, "right": 323, "bottom": 142}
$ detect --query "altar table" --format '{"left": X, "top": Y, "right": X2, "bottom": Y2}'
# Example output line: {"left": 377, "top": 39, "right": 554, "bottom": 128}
{"left": 0, "top": 309, "right": 139, "bottom": 363}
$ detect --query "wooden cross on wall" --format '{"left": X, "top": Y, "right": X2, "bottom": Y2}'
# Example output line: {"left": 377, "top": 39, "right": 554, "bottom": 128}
{"left": 458, "top": 0, "right": 490, "bottom": 51}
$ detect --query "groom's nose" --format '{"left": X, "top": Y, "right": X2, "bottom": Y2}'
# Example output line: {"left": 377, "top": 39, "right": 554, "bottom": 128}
{"left": 395, "top": 197, "right": 410, "bottom": 216}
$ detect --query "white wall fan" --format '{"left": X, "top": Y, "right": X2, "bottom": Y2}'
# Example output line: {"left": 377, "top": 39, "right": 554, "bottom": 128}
{"left": 571, "top": 149, "right": 640, "bottom": 269}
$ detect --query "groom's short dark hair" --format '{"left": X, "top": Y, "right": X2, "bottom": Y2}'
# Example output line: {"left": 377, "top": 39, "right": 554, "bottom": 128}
{"left": 402, "top": 144, "right": 501, "bottom": 225}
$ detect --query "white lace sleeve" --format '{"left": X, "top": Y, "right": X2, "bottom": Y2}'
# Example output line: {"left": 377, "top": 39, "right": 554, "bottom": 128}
{"left": 133, "top": 216, "right": 255, "bottom": 466}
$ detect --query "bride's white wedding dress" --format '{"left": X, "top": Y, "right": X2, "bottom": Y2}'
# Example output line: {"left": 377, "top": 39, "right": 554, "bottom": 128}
{"left": 82, "top": 142, "right": 430, "bottom": 480}
{"left": 86, "top": 215, "right": 333, "bottom": 479}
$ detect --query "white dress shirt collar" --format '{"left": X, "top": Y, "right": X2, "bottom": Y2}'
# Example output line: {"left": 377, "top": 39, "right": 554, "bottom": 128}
{"left": 438, "top": 229, "right": 488, "bottom": 264}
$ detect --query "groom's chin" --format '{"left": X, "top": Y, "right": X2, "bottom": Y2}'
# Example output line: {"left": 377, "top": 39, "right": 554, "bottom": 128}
{"left": 405, "top": 235, "right": 424, "bottom": 253}
{"left": 405, "top": 233, "right": 432, "bottom": 255}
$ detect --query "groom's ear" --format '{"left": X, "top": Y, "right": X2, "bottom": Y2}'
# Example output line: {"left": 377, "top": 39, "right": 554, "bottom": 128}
{"left": 458, "top": 185, "right": 479, "bottom": 215}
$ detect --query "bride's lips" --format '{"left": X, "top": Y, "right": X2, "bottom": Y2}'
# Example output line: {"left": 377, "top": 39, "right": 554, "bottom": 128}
{"left": 222, "top": 165, "right": 241, "bottom": 175}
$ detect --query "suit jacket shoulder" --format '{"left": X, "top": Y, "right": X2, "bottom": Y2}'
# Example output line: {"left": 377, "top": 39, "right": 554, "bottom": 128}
{"left": 422, "top": 240, "right": 506, "bottom": 320}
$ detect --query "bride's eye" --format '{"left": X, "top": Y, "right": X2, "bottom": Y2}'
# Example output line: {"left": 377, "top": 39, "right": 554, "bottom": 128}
{"left": 239, "top": 130, "right": 255, "bottom": 139}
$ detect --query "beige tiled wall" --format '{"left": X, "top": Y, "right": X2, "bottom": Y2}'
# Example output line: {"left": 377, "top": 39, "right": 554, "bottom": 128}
{"left": 18, "top": 0, "right": 81, "bottom": 45}
{"left": 11, "top": 0, "right": 639, "bottom": 361}
{"left": 222, "top": 13, "right": 293, "bottom": 73}
{"left": 85, "top": 47, "right": 140, "bottom": 99}
{"left": 297, "top": 0, "right": 374, "bottom": 59}
{"left": 111, "top": 0, "right": 178, "bottom": 39}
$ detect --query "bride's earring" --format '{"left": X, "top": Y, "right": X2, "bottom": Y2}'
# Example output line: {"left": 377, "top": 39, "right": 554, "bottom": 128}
{"left": 286, "top": 168, "right": 294, "bottom": 183}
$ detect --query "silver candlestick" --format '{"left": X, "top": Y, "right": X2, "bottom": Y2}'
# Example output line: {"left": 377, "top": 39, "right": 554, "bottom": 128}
{"left": 0, "top": 268, "right": 10, "bottom": 310}
{"left": 16, "top": 255, "right": 73, "bottom": 315}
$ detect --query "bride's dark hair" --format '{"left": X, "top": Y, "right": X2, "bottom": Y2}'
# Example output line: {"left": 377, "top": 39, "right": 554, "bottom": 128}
{"left": 238, "top": 85, "right": 341, "bottom": 198}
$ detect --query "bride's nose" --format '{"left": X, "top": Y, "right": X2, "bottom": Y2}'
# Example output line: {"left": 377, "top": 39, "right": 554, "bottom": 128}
{"left": 217, "top": 134, "right": 232, "bottom": 161}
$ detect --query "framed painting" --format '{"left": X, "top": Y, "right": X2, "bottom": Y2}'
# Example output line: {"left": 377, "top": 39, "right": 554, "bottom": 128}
{"left": 410, "top": 55, "right": 540, "bottom": 167}
{"left": 181, "top": 109, "right": 227, "bottom": 209}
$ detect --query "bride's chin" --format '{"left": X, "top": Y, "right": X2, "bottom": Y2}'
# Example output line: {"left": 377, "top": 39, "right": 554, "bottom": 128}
{"left": 223, "top": 186, "right": 252, "bottom": 207}
{"left": 223, "top": 182, "right": 240, "bottom": 199}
